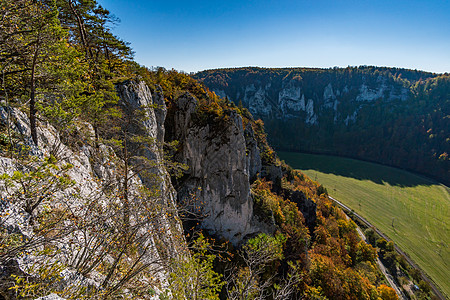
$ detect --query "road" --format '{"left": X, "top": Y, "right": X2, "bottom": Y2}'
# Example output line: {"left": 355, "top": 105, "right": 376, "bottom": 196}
{"left": 338, "top": 203, "right": 406, "bottom": 299}
{"left": 329, "top": 196, "right": 447, "bottom": 300}
{"left": 354, "top": 222, "right": 407, "bottom": 299}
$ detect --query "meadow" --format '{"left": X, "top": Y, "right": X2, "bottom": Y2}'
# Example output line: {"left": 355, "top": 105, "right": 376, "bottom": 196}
{"left": 278, "top": 152, "right": 450, "bottom": 298}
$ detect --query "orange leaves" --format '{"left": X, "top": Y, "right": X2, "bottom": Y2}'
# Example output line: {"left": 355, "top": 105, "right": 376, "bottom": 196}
{"left": 252, "top": 178, "right": 272, "bottom": 191}
{"left": 377, "top": 284, "right": 399, "bottom": 300}
{"left": 308, "top": 252, "right": 380, "bottom": 299}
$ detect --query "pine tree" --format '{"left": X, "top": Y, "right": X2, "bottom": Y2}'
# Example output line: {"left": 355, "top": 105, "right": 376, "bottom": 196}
{"left": 1, "top": 0, "right": 83, "bottom": 145}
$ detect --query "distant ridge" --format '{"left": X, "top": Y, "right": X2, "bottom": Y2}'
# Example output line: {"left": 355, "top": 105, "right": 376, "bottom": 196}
{"left": 194, "top": 66, "right": 450, "bottom": 185}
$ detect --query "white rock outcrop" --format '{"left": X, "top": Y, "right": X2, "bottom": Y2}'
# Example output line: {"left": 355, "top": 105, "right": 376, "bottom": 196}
{"left": 170, "top": 93, "right": 274, "bottom": 245}
{"left": 209, "top": 77, "right": 409, "bottom": 128}
{"left": 0, "top": 80, "right": 185, "bottom": 299}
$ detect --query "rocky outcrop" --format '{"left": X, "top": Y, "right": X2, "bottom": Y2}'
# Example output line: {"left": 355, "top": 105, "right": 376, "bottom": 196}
{"left": 168, "top": 93, "right": 274, "bottom": 245}
{"left": 244, "top": 125, "right": 262, "bottom": 182}
{"left": 116, "top": 80, "right": 183, "bottom": 253}
{"left": 217, "top": 79, "right": 410, "bottom": 124}
{"left": 278, "top": 81, "right": 317, "bottom": 124}
{"left": 0, "top": 80, "right": 184, "bottom": 298}
{"left": 196, "top": 70, "right": 409, "bottom": 126}
{"left": 243, "top": 84, "right": 273, "bottom": 117}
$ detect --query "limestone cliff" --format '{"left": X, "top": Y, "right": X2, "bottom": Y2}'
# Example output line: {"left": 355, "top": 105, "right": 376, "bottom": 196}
{"left": 0, "top": 78, "right": 319, "bottom": 298}
{"left": 199, "top": 73, "right": 408, "bottom": 125}
{"left": 0, "top": 81, "right": 184, "bottom": 299}
{"left": 166, "top": 93, "right": 274, "bottom": 245}
{"left": 194, "top": 67, "right": 449, "bottom": 186}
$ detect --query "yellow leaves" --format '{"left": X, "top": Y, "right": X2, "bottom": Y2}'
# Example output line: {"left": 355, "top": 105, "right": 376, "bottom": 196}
{"left": 377, "top": 284, "right": 398, "bottom": 300}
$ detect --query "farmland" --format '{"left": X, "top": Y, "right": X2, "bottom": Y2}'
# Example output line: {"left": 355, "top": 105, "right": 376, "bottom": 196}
{"left": 279, "top": 152, "right": 450, "bottom": 298}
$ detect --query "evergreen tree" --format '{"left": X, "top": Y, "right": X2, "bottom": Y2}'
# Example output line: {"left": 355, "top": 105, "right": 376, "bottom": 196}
{"left": 1, "top": 0, "right": 83, "bottom": 145}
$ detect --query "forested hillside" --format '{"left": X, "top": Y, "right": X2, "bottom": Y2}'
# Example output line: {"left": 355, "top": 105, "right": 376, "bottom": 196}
{"left": 194, "top": 67, "right": 450, "bottom": 185}
{"left": 1, "top": 1, "right": 402, "bottom": 299}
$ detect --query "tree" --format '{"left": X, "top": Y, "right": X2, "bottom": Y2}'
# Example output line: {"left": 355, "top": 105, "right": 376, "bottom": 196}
{"left": 226, "top": 233, "right": 288, "bottom": 300}
{"left": 0, "top": 155, "right": 75, "bottom": 267}
{"left": 59, "top": 3, "right": 132, "bottom": 102}
{"left": 377, "top": 284, "right": 398, "bottom": 300}
{"left": 1, "top": 0, "right": 84, "bottom": 146}
{"left": 418, "top": 280, "right": 431, "bottom": 295}
{"left": 168, "top": 233, "right": 224, "bottom": 300}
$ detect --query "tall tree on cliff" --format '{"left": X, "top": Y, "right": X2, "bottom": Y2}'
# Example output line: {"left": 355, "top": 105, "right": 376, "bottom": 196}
{"left": 0, "top": 0, "right": 79, "bottom": 146}
{"left": 54, "top": 0, "right": 134, "bottom": 144}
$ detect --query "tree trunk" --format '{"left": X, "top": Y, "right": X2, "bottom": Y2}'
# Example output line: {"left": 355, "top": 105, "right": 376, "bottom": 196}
{"left": 30, "top": 45, "right": 39, "bottom": 146}
{"left": 123, "top": 134, "right": 130, "bottom": 231}
{"left": 68, "top": 0, "right": 93, "bottom": 60}
{"left": 2, "top": 66, "right": 13, "bottom": 156}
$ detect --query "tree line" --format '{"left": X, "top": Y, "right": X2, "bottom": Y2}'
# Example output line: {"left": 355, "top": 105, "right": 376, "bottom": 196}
{"left": 194, "top": 67, "right": 450, "bottom": 185}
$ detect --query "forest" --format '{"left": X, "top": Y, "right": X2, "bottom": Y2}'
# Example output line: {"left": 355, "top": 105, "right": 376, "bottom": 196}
{"left": 0, "top": 0, "right": 416, "bottom": 299}
{"left": 194, "top": 67, "right": 450, "bottom": 186}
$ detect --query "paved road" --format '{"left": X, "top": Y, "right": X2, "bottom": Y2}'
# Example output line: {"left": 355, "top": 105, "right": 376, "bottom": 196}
{"left": 329, "top": 196, "right": 447, "bottom": 300}
{"left": 339, "top": 204, "right": 405, "bottom": 299}
{"left": 354, "top": 222, "right": 407, "bottom": 299}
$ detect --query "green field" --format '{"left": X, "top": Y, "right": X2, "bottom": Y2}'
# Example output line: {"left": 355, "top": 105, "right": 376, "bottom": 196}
{"left": 278, "top": 152, "right": 450, "bottom": 298}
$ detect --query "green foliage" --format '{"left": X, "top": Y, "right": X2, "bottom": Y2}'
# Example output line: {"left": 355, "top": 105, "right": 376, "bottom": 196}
{"left": 244, "top": 233, "right": 285, "bottom": 265}
{"left": 376, "top": 238, "right": 388, "bottom": 250}
{"left": 418, "top": 280, "right": 431, "bottom": 295}
{"left": 252, "top": 179, "right": 308, "bottom": 228}
{"left": 226, "top": 233, "right": 292, "bottom": 299}
{"left": 168, "top": 233, "right": 224, "bottom": 300}
{"left": 0, "top": 155, "right": 74, "bottom": 216}
{"left": 316, "top": 185, "right": 327, "bottom": 196}
{"left": 252, "top": 120, "right": 276, "bottom": 165}
{"left": 0, "top": 0, "right": 89, "bottom": 144}
{"left": 9, "top": 249, "right": 65, "bottom": 299}
{"left": 0, "top": 0, "right": 137, "bottom": 147}
{"left": 194, "top": 67, "right": 450, "bottom": 186}
{"left": 364, "top": 228, "right": 377, "bottom": 245}
{"left": 280, "top": 151, "right": 450, "bottom": 298}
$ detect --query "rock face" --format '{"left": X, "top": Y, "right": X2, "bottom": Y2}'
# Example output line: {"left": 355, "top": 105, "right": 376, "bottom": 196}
{"left": 212, "top": 79, "right": 408, "bottom": 125}
{"left": 243, "top": 84, "right": 273, "bottom": 117}
{"left": 195, "top": 69, "right": 410, "bottom": 126}
{"left": 244, "top": 125, "right": 262, "bottom": 182}
{"left": 116, "top": 81, "right": 176, "bottom": 207}
{"left": 0, "top": 80, "right": 184, "bottom": 299}
{"left": 278, "top": 81, "right": 317, "bottom": 124}
{"left": 168, "top": 93, "right": 274, "bottom": 245}
{"left": 116, "top": 80, "right": 183, "bottom": 253}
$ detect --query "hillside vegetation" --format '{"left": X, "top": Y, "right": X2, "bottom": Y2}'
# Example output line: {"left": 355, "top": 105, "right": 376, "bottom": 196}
{"left": 194, "top": 67, "right": 450, "bottom": 186}
{"left": 0, "top": 1, "right": 402, "bottom": 299}
{"left": 279, "top": 151, "right": 450, "bottom": 298}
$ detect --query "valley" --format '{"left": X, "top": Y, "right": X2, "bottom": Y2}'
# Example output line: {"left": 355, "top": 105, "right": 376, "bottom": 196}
{"left": 279, "top": 151, "right": 450, "bottom": 298}
{"left": 1, "top": 1, "right": 448, "bottom": 298}
{"left": 195, "top": 67, "right": 450, "bottom": 186}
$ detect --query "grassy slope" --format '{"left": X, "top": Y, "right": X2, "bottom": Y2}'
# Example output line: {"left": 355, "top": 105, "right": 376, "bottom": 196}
{"left": 278, "top": 152, "right": 450, "bottom": 298}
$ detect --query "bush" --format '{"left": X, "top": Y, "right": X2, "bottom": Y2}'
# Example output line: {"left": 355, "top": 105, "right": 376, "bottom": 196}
{"left": 168, "top": 233, "right": 224, "bottom": 299}
{"left": 364, "top": 228, "right": 376, "bottom": 245}
{"left": 418, "top": 280, "right": 431, "bottom": 294}
{"left": 376, "top": 238, "right": 388, "bottom": 250}
{"left": 316, "top": 184, "right": 328, "bottom": 196}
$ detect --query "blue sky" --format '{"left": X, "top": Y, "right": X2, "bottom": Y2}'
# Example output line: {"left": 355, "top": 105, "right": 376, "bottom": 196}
{"left": 97, "top": 0, "right": 450, "bottom": 73}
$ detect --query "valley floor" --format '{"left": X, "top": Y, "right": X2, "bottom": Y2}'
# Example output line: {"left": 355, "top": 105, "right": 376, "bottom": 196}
{"left": 279, "top": 152, "right": 450, "bottom": 299}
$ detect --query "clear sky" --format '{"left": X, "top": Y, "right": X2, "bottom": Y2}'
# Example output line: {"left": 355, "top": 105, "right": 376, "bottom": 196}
{"left": 97, "top": 0, "right": 450, "bottom": 74}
